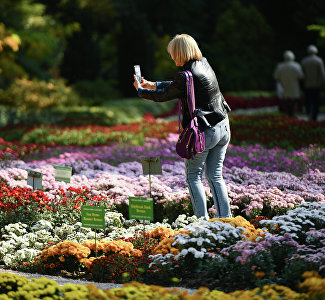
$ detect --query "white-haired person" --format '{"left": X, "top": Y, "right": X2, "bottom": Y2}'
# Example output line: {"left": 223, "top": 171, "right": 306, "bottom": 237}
{"left": 274, "top": 50, "right": 304, "bottom": 117}
{"left": 301, "top": 45, "right": 325, "bottom": 121}
{"left": 133, "top": 34, "right": 232, "bottom": 220}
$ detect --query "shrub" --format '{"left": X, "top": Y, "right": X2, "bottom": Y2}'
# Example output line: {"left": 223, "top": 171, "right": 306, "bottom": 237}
{"left": 0, "top": 183, "right": 52, "bottom": 228}
{"left": 73, "top": 78, "right": 121, "bottom": 105}
{"left": 8, "top": 277, "right": 62, "bottom": 299}
{"left": 36, "top": 241, "right": 91, "bottom": 274}
{"left": 0, "top": 78, "right": 80, "bottom": 110}
{"left": 0, "top": 273, "right": 29, "bottom": 294}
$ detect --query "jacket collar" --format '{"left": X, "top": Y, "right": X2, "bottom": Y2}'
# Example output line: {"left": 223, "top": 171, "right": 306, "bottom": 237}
{"left": 180, "top": 59, "right": 195, "bottom": 71}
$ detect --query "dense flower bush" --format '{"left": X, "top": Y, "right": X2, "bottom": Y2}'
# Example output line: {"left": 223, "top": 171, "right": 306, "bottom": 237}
{"left": 0, "top": 78, "right": 80, "bottom": 110}
{"left": 1, "top": 145, "right": 323, "bottom": 223}
{"left": 1, "top": 115, "right": 324, "bottom": 151}
{"left": 2, "top": 271, "right": 325, "bottom": 299}
{"left": 0, "top": 137, "right": 46, "bottom": 162}
{"left": 0, "top": 183, "right": 52, "bottom": 226}
{"left": 147, "top": 202, "right": 325, "bottom": 290}
{"left": 36, "top": 241, "right": 91, "bottom": 273}
{"left": 158, "top": 95, "right": 281, "bottom": 118}
{"left": 230, "top": 115, "right": 325, "bottom": 149}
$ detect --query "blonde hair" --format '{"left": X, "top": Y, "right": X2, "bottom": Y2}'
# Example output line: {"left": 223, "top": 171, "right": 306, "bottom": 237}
{"left": 167, "top": 34, "right": 202, "bottom": 66}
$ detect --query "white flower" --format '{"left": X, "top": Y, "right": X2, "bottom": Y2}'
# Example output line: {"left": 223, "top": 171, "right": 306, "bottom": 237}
{"left": 3, "top": 254, "right": 14, "bottom": 266}
{"left": 31, "top": 220, "right": 53, "bottom": 232}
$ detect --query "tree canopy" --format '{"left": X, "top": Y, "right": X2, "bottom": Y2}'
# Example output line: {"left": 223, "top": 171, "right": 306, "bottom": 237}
{"left": 1, "top": 0, "right": 325, "bottom": 100}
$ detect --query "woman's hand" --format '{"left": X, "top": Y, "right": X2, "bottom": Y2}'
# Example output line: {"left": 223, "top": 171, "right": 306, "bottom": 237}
{"left": 133, "top": 75, "right": 157, "bottom": 91}
{"left": 141, "top": 78, "right": 157, "bottom": 90}
{"left": 133, "top": 74, "right": 141, "bottom": 91}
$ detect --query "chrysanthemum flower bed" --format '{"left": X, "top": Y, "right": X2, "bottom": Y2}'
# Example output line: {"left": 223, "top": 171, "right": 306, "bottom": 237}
{"left": 1, "top": 271, "right": 324, "bottom": 299}
{"left": 0, "top": 115, "right": 324, "bottom": 297}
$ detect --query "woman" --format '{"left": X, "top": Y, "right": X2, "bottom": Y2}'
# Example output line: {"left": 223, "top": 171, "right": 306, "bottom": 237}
{"left": 133, "top": 34, "right": 232, "bottom": 219}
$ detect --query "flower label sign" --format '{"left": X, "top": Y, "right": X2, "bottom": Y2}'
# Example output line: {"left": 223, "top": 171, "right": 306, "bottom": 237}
{"left": 54, "top": 165, "right": 72, "bottom": 183}
{"left": 129, "top": 197, "right": 153, "bottom": 221}
{"left": 81, "top": 206, "right": 105, "bottom": 230}
{"left": 141, "top": 156, "right": 162, "bottom": 198}
{"left": 141, "top": 156, "right": 162, "bottom": 175}
{"left": 27, "top": 169, "right": 43, "bottom": 190}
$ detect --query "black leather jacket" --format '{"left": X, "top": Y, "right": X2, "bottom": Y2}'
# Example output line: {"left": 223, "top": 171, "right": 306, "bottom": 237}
{"left": 139, "top": 57, "right": 230, "bottom": 129}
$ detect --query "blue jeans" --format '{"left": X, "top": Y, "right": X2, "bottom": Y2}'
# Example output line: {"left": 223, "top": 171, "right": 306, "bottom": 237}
{"left": 185, "top": 116, "right": 232, "bottom": 219}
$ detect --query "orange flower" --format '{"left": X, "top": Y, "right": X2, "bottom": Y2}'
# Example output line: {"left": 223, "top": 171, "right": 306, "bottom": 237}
{"left": 131, "top": 249, "right": 142, "bottom": 257}
{"left": 50, "top": 263, "right": 55, "bottom": 269}
{"left": 83, "top": 257, "right": 98, "bottom": 270}
{"left": 255, "top": 272, "right": 265, "bottom": 278}
{"left": 68, "top": 248, "right": 77, "bottom": 255}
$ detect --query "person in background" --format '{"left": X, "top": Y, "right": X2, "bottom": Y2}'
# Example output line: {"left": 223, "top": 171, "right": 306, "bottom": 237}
{"left": 133, "top": 34, "right": 232, "bottom": 220}
{"left": 274, "top": 50, "right": 304, "bottom": 117}
{"left": 301, "top": 45, "right": 325, "bottom": 121}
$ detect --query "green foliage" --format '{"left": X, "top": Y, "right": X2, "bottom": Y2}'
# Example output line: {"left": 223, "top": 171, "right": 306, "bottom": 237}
{"left": 207, "top": 0, "right": 275, "bottom": 91}
{"left": 0, "top": 1, "right": 70, "bottom": 87}
{"left": 21, "top": 126, "right": 109, "bottom": 146}
{"left": 153, "top": 34, "right": 178, "bottom": 80}
{"left": 17, "top": 23, "right": 62, "bottom": 80}
{"left": 0, "top": 78, "right": 80, "bottom": 110}
{"left": 308, "top": 23, "right": 325, "bottom": 38}
{"left": 73, "top": 78, "right": 121, "bottom": 106}
{"left": 154, "top": 197, "right": 194, "bottom": 223}
{"left": 1, "top": 0, "right": 325, "bottom": 96}
{"left": 308, "top": 18, "right": 325, "bottom": 49}
{"left": 0, "top": 23, "right": 25, "bottom": 87}
{"left": 0, "top": 97, "right": 175, "bottom": 128}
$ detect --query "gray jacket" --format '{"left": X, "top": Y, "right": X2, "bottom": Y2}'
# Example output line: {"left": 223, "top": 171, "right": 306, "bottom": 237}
{"left": 301, "top": 54, "right": 325, "bottom": 89}
{"left": 274, "top": 61, "right": 304, "bottom": 99}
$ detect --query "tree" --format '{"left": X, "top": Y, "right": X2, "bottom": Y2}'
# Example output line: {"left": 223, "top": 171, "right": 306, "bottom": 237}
{"left": 0, "top": 0, "right": 70, "bottom": 87}
{"left": 207, "top": 0, "right": 275, "bottom": 91}
{"left": 0, "top": 23, "right": 24, "bottom": 87}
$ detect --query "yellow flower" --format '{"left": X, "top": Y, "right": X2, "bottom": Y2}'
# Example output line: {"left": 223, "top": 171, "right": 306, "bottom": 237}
{"left": 209, "top": 216, "right": 266, "bottom": 242}
{"left": 302, "top": 271, "right": 321, "bottom": 279}
{"left": 299, "top": 275, "right": 325, "bottom": 299}
{"left": 170, "top": 277, "right": 181, "bottom": 284}
{"left": 59, "top": 256, "right": 65, "bottom": 262}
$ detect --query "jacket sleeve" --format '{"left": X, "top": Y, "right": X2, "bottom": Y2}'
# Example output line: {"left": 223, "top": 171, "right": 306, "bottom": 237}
{"left": 297, "top": 64, "right": 304, "bottom": 80}
{"left": 156, "top": 81, "right": 173, "bottom": 89}
{"left": 320, "top": 58, "right": 325, "bottom": 85}
{"left": 138, "top": 72, "right": 186, "bottom": 102}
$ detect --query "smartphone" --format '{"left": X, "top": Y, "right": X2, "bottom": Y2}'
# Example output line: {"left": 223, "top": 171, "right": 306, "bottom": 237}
{"left": 134, "top": 65, "right": 141, "bottom": 82}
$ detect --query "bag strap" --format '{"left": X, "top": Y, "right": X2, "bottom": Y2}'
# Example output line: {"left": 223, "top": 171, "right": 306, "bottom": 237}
{"left": 178, "top": 70, "right": 195, "bottom": 132}
{"left": 184, "top": 70, "right": 195, "bottom": 117}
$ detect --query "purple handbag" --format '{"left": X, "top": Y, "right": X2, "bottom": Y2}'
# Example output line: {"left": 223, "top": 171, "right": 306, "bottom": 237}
{"left": 175, "top": 70, "right": 205, "bottom": 159}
